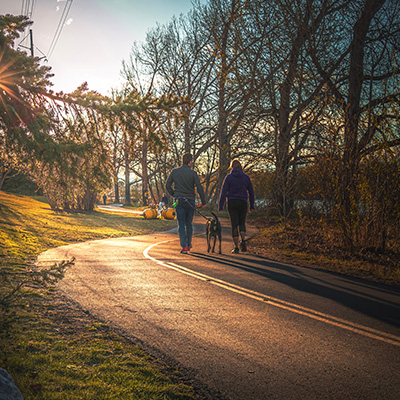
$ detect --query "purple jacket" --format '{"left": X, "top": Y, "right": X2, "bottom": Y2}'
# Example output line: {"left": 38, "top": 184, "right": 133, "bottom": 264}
{"left": 218, "top": 168, "right": 255, "bottom": 211}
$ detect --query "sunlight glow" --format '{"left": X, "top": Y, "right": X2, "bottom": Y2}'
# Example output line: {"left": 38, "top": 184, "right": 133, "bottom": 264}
{"left": 0, "top": 47, "right": 33, "bottom": 127}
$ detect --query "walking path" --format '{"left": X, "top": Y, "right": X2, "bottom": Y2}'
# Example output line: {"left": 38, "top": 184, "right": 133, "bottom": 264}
{"left": 37, "top": 214, "right": 400, "bottom": 399}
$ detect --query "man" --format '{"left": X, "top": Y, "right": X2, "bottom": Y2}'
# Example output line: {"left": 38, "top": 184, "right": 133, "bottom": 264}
{"left": 166, "top": 153, "right": 206, "bottom": 254}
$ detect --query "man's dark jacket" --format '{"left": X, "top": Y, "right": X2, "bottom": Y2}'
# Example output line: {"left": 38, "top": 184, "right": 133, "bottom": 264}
{"left": 166, "top": 164, "right": 206, "bottom": 204}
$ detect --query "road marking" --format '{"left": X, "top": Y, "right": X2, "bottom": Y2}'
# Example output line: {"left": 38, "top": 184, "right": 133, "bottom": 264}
{"left": 143, "top": 240, "right": 400, "bottom": 347}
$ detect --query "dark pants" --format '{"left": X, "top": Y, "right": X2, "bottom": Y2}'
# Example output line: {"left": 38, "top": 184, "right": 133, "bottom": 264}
{"left": 175, "top": 198, "right": 195, "bottom": 248}
{"left": 227, "top": 199, "right": 248, "bottom": 237}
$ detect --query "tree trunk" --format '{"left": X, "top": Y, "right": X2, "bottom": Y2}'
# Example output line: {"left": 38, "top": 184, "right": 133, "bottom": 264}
{"left": 113, "top": 176, "right": 120, "bottom": 203}
{"left": 272, "top": 6, "right": 310, "bottom": 217}
{"left": 340, "top": 0, "right": 386, "bottom": 252}
{"left": 123, "top": 134, "right": 131, "bottom": 205}
{"left": 141, "top": 127, "right": 149, "bottom": 205}
{"left": 184, "top": 73, "right": 191, "bottom": 153}
{"left": 216, "top": 5, "right": 231, "bottom": 187}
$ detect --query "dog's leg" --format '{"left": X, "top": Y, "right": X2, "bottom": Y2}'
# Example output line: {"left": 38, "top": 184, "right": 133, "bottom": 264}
{"left": 212, "top": 236, "right": 216, "bottom": 253}
{"left": 218, "top": 234, "right": 222, "bottom": 254}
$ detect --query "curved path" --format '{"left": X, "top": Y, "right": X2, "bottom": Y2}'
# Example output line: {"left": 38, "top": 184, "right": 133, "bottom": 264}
{"left": 37, "top": 216, "right": 400, "bottom": 400}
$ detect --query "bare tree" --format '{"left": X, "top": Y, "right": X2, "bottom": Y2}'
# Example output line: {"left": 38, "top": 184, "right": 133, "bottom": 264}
{"left": 311, "top": 0, "right": 400, "bottom": 250}
{"left": 250, "top": 0, "right": 351, "bottom": 216}
{"left": 194, "top": 0, "right": 277, "bottom": 189}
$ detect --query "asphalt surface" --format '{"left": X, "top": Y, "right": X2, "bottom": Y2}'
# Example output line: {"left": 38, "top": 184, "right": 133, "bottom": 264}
{"left": 37, "top": 213, "right": 400, "bottom": 400}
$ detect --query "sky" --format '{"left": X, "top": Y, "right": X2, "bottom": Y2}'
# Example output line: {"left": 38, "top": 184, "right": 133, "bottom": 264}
{"left": 0, "top": 0, "right": 197, "bottom": 95}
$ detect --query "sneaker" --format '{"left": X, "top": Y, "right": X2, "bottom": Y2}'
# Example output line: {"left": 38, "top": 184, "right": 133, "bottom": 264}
{"left": 240, "top": 240, "right": 247, "bottom": 252}
{"left": 232, "top": 247, "right": 239, "bottom": 254}
{"left": 180, "top": 247, "right": 190, "bottom": 254}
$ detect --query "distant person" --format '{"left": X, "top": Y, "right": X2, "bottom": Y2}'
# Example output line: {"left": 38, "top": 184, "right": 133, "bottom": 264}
{"left": 161, "top": 193, "right": 168, "bottom": 206}
{"left": 102, "top": 194, "right": 107, "bottom": 205}
{"left": 166, "top": 153, "right": 206, "bottom": 254}
{"left": 218, "top": 159, "right": 255, "bottom": 253}
{"left": 158, "top": 193, "right": 169, "bottom": 215}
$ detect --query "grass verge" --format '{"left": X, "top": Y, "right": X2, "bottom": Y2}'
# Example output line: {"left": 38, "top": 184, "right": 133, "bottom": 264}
{"left": 0, "top": 191, "right": 195, "bottom": 399}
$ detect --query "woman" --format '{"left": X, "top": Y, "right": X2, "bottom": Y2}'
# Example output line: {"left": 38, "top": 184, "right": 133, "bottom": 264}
{"left": 218, "top": 159, "right": 255, "bottom": 253}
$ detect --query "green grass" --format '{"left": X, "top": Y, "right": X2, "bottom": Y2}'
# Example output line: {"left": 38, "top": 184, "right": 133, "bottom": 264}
{"left": 0, "top": 191, "right": 195, "bottom": 400}
{"left": 2, "top": 296, "right": 193, "bottom": 399}
{"left": 0, "top": 192, "right": 176, "bottom": 262}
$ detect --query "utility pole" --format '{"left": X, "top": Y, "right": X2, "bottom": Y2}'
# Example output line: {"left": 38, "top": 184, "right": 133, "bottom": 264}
{"left": 18, "top": 29, "right": 35, "bottom": 57}
{"left": 18, "top": 28, "right": 47, "bottom": 60}
{"left": 29, "top": 29, "right": 34, "bottom": 57}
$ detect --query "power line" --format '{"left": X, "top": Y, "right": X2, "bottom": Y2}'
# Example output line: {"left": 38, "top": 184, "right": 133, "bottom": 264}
{"left": 18, "top": 0, "right": 73, "bottom": 60}
{"left": 21, "top": 0, "right": 36, "bottom": 19}
{"left": 47, "top": 0, "right": 73, "bottom": 60}
{"left": 19, "top": 0, "right": 36, "bottom": 51}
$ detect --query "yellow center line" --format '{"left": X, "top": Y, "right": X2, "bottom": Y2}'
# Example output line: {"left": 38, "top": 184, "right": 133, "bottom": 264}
{"left": 143, "top": 240, "right": 400, "bottom": 347}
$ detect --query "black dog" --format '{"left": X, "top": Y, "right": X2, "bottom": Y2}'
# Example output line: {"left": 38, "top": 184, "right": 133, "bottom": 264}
{"left": 206, "top": 212, "right": 222, "bottom": 254}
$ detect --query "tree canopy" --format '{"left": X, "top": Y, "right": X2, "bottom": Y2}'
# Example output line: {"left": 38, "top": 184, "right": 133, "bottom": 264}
{"left": 1, "top": 0, "right": 400, "bottom": 252}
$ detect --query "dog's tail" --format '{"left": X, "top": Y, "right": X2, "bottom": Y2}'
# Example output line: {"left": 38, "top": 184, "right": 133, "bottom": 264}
{"left": 211, "top": 212, "right": 219, "bottom": 223}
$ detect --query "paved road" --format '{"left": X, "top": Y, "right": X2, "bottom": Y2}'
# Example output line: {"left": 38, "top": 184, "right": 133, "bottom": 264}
{"left": 38, "top": 215, "right": 400, "bottom": 400}
{"left": 97, "top": 204, "right": 143, "bottom": 214}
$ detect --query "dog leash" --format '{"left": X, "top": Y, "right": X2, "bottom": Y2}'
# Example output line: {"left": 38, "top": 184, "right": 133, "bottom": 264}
{"left": 174, "top": 197, "right": 212, "bottom": 221}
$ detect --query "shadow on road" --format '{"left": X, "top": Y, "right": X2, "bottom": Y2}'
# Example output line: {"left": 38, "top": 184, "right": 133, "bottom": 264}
{"left": 188, "top": 252, "right": 400, "bottom": 328}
